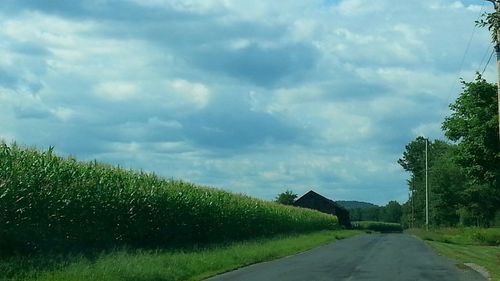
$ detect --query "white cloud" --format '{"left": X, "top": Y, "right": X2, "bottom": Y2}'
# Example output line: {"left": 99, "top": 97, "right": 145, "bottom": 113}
{"left": 147, "top": 117, "right": 183, "bottom": 129}
{"left": 266, "top": 85, "right": 325, "bottom": 113}
{"left": 336, "top": 0, "right": 384, "bottom": 16}
{"left": 95, "top": 81, "right": 139, "bottom": 101}
{"left": 228, "top": 38, "right": 252, "bottom": 50}
{"left": 2, "top": 12, "right": 95, "bottom": 47}
{"left": 109, "top": 141, "right": 141, "bottom": 153}
{"left": 0, "top": 91, "right": 16, "bottom": 141}
{"left": 0, "top": 0, "right": 492, "bottom": 204}
{"left": 150, "top": 141, "right": 191, "bottom": 153}
{"left": 166, "top": 79, "right": 211, "bottom": 109}
{"left": 355, "top": 67, "right": 450, "bottom": 98}
{"left": 429, "top": 1, "right": 483, "bottom": 12}
{"left": 94, "top": 81, "right": 139, "bottom": 101}
{"left": 131, "top": 0, "right": 229, "bottom": 14}
{"left": 411, "top": 122, "right": 443, "bottom": 138}
{"left": 289, "top": 19, "right": 319, "bottom": 42}
{"left": 369, "top": 96, "right": 415, "bottom": 116}
{"left": 49, "top": 107, "right": 75, "bottom": 121}
{"left": 318, "top": 104, "right": 374, "bottom": 144}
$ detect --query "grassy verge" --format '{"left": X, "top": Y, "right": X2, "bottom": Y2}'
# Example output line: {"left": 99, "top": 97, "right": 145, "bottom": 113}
{"left": 0, "top": 230, "right": 363, "bottom": 281}
{"left": 407, "top": 228, "right": 500, "bottom": 281}
{"left": 407, "top": 228, "right": 500, "bottom": 246}
{"left": 426, "top": 241, "right": 499, "bottom": 281}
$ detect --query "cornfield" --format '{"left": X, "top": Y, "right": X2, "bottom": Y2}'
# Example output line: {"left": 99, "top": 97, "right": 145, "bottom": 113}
{"left": 0, "top": 142, "right": 338, "bottom": 254}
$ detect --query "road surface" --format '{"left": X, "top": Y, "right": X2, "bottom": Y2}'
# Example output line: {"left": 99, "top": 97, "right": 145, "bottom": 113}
{"left": 204, "top": 233, "right": 485, "bottom": 281}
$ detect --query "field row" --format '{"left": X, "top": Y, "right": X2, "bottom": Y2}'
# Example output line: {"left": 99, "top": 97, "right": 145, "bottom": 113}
{"left": 0, "top": 142, "right": 338, "bottom": 254}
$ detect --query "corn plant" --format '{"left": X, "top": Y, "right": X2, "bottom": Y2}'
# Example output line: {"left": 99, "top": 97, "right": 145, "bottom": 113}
{"left": 0, "top": 142, "right": 338, "bottom": 255}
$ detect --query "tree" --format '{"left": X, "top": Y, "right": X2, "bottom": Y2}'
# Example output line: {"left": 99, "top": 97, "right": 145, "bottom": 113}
{"left": 477, "top": 1, "right": 500, "bottom": 142}
{"left": 349, "top": 208, "right": 362, "bottom": 221}
{"left": 398, "top": 137, "right": 451, "bottom": 176}
{"left": 442, "top": 75, "right": 500, "bottom": 187}
{"left": 398, "top": 137, "right": 452, "bottom": 227}
{"left": 442, "top": 75, "right": 500, "bottom": 225}
{"left": 399, "top": 76, "right": 500, "bottom": 227}
{"left": 428, "top": 147, "right": 464, "bottom": 226}
{"left": 360, "top": 207, "right": 381, "bottom": 221}
{"left": 275, "top": 190, "right": 298, "bottom": 205}
{"left": 401, "top": 200, "right": 414, "bottom": 228}
{"left": 381, "top": 201, "right": 403, "bottom": 223}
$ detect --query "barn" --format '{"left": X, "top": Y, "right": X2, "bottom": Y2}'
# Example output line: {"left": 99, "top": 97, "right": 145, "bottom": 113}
{"left": 294, "top": 190, "right": 351, "bottom": 228}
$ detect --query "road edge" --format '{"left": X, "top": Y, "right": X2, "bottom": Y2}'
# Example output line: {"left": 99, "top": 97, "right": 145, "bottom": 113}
{"left": 201, "top": 230, "right": 365, "bottom": 281}
{"left": 464, "top": 263, "right": 491, "bottom": 281}
{"left": 409, "top": 234, "right": 491, "bottom": 281}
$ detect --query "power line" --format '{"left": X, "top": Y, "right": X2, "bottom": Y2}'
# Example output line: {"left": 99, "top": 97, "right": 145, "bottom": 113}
{"left": 458, "top": 3, "right": 486, "bottom": 74}
{"left": 456, "top": 6, "right": 483, "bottom": 78}
{"left": 445, "top": 2, "right": 487, "bottom": 106}
{"left": 481, "top": 48, "right": 495, "bottom": 76}
{"left": 478, "top": 43, "right": 493, "bottom": 71}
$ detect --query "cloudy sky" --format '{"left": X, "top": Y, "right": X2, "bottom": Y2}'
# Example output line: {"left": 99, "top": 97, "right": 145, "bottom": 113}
{"left": 0, "top": 0, "right": 495, "bottom": 205}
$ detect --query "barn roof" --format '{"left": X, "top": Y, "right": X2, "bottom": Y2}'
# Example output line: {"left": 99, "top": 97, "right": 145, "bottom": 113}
{"left": 295, "top": 190, "right": 346, "bottom": 210}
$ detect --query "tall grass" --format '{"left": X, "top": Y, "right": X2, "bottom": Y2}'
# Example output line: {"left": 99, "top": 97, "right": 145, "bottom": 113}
{"left": 407, "top": 228, "right": 500, "bottom": 246}
{"left": 0, "top": 142, "right": 338, "bottom": 255}
{"left": 0, "top": 230, "right": 362, "bottom": 281}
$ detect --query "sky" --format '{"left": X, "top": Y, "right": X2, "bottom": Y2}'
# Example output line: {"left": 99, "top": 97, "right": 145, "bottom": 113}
{"left": 0, "top": 0, "right": 496, "bottom": 205}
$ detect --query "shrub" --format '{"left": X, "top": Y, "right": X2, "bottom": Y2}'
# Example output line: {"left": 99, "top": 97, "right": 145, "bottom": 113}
{"left": 471, "top": 229, "right": 500, "bottom": 246}
{"left": 352, "top": 221, "right": 403, "bottom": 233}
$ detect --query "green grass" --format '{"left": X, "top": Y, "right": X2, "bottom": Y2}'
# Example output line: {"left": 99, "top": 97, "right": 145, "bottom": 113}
{"left": 407, "top": 227, "right": 500, "bottom": 246}
{"left": 407, "top": 228, "right": 500, "bottom": 281}
{"left": 0, "top": 230, "right": 363, "bottom": 281}
{"left": 426, "top": 241, "right": 500, "bottom": 281}
{"left": 352, "top": 221, "right": 403, "bottom": 233}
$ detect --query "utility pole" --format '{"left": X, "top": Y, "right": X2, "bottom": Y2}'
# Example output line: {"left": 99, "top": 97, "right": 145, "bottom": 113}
{"left": 484, "top": 0, "right": 500, "bottom": 142}
{"left": 425, "top": 138, "right": 429, "bottom": 230}
{"left": 411, "top": 189, "right": 414, "bottom": 228}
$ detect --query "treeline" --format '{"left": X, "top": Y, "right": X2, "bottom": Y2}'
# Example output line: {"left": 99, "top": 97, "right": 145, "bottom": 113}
{"left": 399, "top": 75, "right": 500, "bottom": 228}
{"left": 349, "top": 201, "right": 402, "bottom": 223}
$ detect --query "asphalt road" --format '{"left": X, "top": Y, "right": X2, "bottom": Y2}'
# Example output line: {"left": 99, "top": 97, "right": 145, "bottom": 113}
{"left": 204, "top": 233, "right": 486, "bottom": 281}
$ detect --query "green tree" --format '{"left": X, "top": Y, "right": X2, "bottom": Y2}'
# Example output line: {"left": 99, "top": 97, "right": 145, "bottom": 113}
{"left": 398, "top": 137, "right": 452, "bottom": 227}
{"left": 381, "top": 201, "right": 403, "bottom": 223}
{"left": 401, "top": 200, "right": 414, "bottom": 228}
{"left": 361, "top": 207, "right": 380, "bottom": 221}
{"left": 442, "top": 75, "right": 500, "bottom": 225}
{"left": 442, "top": 75, "right": 500, "bottom": 187}
{"left": 349, "top": 208, "right": 363, "bottom": 221}
{"left": 275, "top": 190, "right": 298, "bottom": 205}
{"left": 428, "top": 147, "right": 464, "bottom": 226}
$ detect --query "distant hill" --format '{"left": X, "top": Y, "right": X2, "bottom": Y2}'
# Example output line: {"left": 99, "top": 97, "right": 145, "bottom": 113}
{"left": 336, "top": 200, "right": 379, "bottom": 209}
